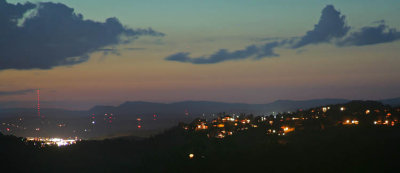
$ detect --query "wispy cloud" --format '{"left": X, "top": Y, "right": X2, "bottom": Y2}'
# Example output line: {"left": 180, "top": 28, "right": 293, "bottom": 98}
{"left": 165, "top": 42, "right": 280, "bottom": 64}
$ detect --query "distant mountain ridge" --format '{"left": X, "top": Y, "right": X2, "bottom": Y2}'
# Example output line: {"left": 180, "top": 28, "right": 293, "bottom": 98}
{"left": 88, "top": 97, "right": 400, "bottom": 117}
{"left": 381, "top": 97, "right": 400, "bottom": 106}
{"left": 88, "top": 98, "right": 347, "bottom": 117}
{"left": 2, "top": 97, "right": 400, "bottom": 118}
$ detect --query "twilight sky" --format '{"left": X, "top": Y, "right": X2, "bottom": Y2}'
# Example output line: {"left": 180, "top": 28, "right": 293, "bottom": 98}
{"left": 1, "top": 0, "right": 400, "bottom": 110}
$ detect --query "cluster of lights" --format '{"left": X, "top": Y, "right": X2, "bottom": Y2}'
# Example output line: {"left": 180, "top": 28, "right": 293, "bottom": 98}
{"left": 26, "top": 137, "right": 78, "bottom": 147}
{"left": 374, "top": 120, "right": 396, "bottom": 126}
{"left": 322, "top": 107, "right": 331, "bottom": 113}
{"left": 343, "top": 120, "right": 359, "bottom": 125}
{"left": 195, "top": 123, "right": 208, "bottom": 130}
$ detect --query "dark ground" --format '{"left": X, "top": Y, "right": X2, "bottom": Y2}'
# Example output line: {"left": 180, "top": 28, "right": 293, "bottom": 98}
{"left": 1, "top": 124, "right": 400, "bottom": 173}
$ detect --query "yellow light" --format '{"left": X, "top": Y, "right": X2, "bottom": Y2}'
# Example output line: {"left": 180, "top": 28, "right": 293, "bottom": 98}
{"left": 281, "top": 126, "right": 295, "bottom": 133}
{"left": 189, "top": 153, "right": 194, "bottom": 159}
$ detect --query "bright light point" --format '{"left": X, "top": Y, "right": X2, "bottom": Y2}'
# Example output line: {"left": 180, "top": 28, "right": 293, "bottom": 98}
{"left": 189, "top": 153, "right": 194, "bottom": 159}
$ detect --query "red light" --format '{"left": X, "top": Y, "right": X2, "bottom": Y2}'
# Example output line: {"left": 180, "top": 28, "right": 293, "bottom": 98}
{"left": 138, "top": 125, "right": 141, "bottom": 129}
{"left": 6, "top": 128, "right": 10, "bottom": 131}
{"left": 37, "top": 89, "right": 40, "bottom": 117}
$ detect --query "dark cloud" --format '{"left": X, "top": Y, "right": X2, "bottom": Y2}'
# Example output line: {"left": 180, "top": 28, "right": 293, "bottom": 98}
{"left": 0, "top": 0, "right": 163, "bottom": 70}
{"left": 165, "top": 42, "right": 280, "bottom": 64}
{"left": 0, "top": 89, "right": 35, "bottom": 96}
{"left": 292, "top": 5, "right": 350, "bottom": 48}
{"left": 337, "top": 22, "right": 400, "bottom": 46}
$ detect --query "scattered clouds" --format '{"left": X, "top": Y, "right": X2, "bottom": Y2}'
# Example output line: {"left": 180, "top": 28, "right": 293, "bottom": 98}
{"left": 0, "top": 89, "right": 35, "bottom": 96}
{"left": 165, "top": 4, "right": 400, "bottom": 64}
{"left": 0, "top": 0, "right": 164, "bottom": 70}
{"left": 337, "top": 22, "right": 400, "bottom": 46}
{"left": 292, "top": 5, "right": 350, "bottom": 48}
{"left": 165, "top": 5, "right": 350, "bottom": 64}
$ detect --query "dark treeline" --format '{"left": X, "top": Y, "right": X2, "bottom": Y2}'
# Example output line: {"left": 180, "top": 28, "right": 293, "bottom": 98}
{"left": 1, "top": 101, "right": 400, "bottom": 172}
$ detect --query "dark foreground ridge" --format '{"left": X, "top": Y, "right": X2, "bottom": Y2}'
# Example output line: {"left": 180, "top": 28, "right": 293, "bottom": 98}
{"left": 1, "top": 100, "right": 400, "bottom": 172}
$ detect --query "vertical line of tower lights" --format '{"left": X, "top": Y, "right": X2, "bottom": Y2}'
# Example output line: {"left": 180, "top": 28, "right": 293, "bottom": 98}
{"left": 37, "top": 89, "right": 44, "bottom": 118}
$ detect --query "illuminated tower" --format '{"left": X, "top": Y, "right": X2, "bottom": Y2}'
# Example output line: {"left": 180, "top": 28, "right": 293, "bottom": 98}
{"left": 37, "top": 89, "right": 41, "bottom": 118}
{"left": 36, "top": 89, "right": 45, "bottom": 119}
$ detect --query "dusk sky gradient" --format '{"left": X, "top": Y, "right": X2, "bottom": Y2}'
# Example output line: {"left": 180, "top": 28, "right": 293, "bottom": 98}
{"left": 1, "top": 0, "right": 400, "bottom": 110}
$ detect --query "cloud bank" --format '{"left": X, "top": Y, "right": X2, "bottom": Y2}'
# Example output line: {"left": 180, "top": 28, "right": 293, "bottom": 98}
{"left": 165, "top": 5, "right": 400, "bottom": 64}
{"left": 0, "top": 0, "right": 164, "bottom": 70}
